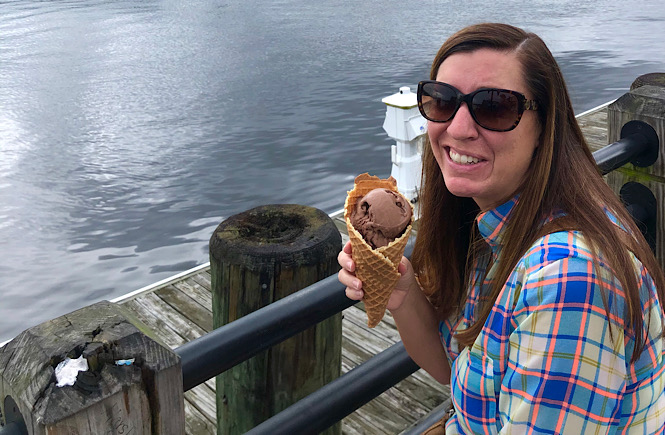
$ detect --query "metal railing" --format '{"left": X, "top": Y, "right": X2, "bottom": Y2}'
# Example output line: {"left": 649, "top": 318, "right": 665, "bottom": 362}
{"left": 592, "top": 120, "right": 659, "bottom": 174}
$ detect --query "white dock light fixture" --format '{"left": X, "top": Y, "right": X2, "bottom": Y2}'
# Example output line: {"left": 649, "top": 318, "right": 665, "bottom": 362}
{"left": 382, "top": 86, "right": 427, "bottom": 204}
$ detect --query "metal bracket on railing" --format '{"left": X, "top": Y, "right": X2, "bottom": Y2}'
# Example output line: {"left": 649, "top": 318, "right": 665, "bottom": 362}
{"left": 621, "top": 182, "right": 657, "bottom": 252}
{"left": 593, "top": 120, "right": 659, "bottom": 175}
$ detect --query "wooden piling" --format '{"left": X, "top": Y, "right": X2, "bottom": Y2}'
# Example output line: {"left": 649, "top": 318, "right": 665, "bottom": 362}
{"left": 209, "top": 204, "right": 342, "bottom": 435}
{"left": 606, "top": 73, "right": 665, "bottom": 267}
{"left": 0, "top": 300, "right": 184, "bottom": 434}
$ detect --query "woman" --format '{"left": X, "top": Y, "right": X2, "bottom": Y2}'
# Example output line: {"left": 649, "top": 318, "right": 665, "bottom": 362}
{"left": 338, "top": 23, "right": 665, "bottom": 433}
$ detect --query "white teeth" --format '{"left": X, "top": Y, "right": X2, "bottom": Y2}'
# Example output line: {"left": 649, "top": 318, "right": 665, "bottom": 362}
{"left": 449, "top": 149, "right": 480, "bottom": 164}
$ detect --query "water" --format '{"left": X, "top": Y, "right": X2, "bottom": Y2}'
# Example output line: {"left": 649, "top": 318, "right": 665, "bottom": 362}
{"left": 1, "top": 0, "right": 664, "bottom": 342}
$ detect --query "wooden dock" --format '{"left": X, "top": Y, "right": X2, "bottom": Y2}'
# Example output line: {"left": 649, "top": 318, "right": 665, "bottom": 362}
{"left": 113, "top": 104, "right": 610, "bottom": 434}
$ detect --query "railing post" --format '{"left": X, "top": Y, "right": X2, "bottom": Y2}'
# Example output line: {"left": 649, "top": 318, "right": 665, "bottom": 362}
{"left": 0, "top": 301, "right": 184, "bottom": 434}
{"left": 209, "top": 204, "right": 342, "bottom": 435}
{"left": 606, "top": 73, "right": 665, "bottom": 267}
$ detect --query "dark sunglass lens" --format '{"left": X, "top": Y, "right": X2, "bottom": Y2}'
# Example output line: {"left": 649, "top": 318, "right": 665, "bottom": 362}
{"left": 472, "top": 90, "right": 520, "bottom": 131}
{"left": 422, "top": 83, "right": 458, "bottom": 122}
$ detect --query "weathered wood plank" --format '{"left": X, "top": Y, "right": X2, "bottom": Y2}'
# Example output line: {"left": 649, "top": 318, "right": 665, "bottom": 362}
{"left": 173, "top": 278, "right": 213, "bottom": 311}
{"left": 129, "top": 292, "right": 206, "bottom": 342}
{"left": 189, "top": 271, "right": 212, "bottom": 292}
{"left": 155, "top": 284, "right": 213, "bottom": 332}
{"left": 123, "top": 298, "right": 188, "bottom": 348}
{"left": 184, "top": 383, "right": 216, "bottom": 426}
{"left": 338, "top": 370, "right": 414, "bottom": 433}
{"left": 579, "top": 107, "right": 609, "bottom": 151}
{"left": 184, "top": 398, "right": 216, "bottom": 435}
{"left": 344, "top": 305, "right": 401, "bottom": 344}
{"left": 342, "top": 410, "right": 384, "bottom": 435}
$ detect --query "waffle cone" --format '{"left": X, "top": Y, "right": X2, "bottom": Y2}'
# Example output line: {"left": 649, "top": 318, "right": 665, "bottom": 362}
{"left": 345, "top": 173, "right": 413, "bottom": 327}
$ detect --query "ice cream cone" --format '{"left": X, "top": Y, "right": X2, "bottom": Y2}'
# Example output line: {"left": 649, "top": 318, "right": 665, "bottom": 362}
{"left": 345, "top": 173, "right": 413, "bottom": 327}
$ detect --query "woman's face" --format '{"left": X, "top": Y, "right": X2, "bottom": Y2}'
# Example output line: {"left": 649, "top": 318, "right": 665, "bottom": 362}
{"left": 428, "top": 48, "right": 541, "bottom": 210}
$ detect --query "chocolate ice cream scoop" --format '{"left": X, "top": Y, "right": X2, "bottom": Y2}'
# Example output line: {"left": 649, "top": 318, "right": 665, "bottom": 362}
{"left": 350, "top": 188, "right": 412, "bottom": 249}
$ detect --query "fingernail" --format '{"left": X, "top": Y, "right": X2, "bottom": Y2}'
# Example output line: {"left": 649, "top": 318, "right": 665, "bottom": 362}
{"left": 347, "top": 261, "right": 353, "bottom": 270}
{"left": 354, "top": 279, "right": 361, "bottom": 290}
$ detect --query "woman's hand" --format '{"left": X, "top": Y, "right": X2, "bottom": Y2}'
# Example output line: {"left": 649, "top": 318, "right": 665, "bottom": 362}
{"left": 339, "top": 241, "right": 450, "bottom": 384}
{"left": 337, "top": 241, "right": 418, "bottom": 311}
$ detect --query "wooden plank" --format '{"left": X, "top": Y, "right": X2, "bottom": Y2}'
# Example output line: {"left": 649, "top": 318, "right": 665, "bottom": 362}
{"left": 190, "top": 271, "right": 212, "bottom": 291}
{"left": 184, "top": 398, "right": 216, "bottom": 435}
{"left": 173, "top": 278, "right": 213, "bottom": 311}
{"left": 128, "top": 292, "right": 207, "bottom": 342}
{"left": 123, "top": 298, "right": 188, "bottom": 348}
{"left": 155, "top": 284, "right": 213, "bottom": 332}
{"left": 184, "top": 383, "right": 217, "bottom": 426}
{"left": 342, "top": 412, "right": 379, "bottom": 435}
{"left": 337, "top": 372, "right": 413, "bottom": 433}
{"left": 343, "top": 306, "right": 401, "bottom": 344}
{"left": 579, "top": 107, "right": 609, "bottom": 151}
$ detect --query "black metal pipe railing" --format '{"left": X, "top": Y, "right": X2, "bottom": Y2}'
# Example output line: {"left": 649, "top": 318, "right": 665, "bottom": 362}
{"left": 592, "top": 120, "right": 659, "bottom": 175}
{"left": 245, "top": 342, "right": 419, "bottom": 435}
{"left": 176, "top": 241, "right": 415, "bottom": 391}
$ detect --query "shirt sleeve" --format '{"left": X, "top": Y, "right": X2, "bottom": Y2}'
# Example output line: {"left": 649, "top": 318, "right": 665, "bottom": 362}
{"left": 500, "top": 253, "right": 627, "bottom": 433}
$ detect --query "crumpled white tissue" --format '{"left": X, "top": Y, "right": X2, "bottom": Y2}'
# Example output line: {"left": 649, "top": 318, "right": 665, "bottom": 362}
{"left": 54, "top": 355, "right": 89, "bottom": 387}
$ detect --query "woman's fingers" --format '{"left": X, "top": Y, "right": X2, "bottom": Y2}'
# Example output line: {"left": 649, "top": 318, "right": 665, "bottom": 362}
{"left": 340, "top": 267, "right": 363, "bottom": 300}
{"left": 343, "top": 240, "right": 353, "bottom": 254}
{"left": 337, "top": 241, "right": 355, "bottom": 272}
{"left": 338, "top": 241, "right": 364, "bottom": 300}
{"left": 338, "top": 267, "right": 361, "bottom": 288}
{"left": 345, "top": 287, "right": 364, "bottom": 300}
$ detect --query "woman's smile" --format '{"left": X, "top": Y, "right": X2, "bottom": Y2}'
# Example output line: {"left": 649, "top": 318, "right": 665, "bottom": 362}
{"left": 446, "top": 147, "right": 486, "bottom": 166}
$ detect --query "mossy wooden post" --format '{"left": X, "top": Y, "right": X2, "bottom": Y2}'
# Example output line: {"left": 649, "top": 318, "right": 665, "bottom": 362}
{"left": 606, "top": 73, "right": 665, "bottom": 266}
{"left": 0, "top": 300, "right": 184, "bottom": 434}
{"left": 209, "top": 204, "right": 342, "bottom": 435}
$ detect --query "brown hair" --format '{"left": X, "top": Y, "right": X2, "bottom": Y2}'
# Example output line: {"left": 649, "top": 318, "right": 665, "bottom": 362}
{"left": 411, "top": 23, "right": 665, "bottom": 362}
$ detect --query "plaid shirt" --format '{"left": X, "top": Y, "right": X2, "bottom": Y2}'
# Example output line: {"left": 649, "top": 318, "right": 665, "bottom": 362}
{"left": 440, "top": 197, "right": 665, "bottom": 434}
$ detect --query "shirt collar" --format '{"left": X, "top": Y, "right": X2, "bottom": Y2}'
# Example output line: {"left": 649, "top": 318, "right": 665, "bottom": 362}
{"left": 475, "top": 196, "right": 518, "bottom": 251}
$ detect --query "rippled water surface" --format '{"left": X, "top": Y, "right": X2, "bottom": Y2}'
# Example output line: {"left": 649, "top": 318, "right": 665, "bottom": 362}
{"left": 1, "top": 0, "right": 664, "bottom": 341}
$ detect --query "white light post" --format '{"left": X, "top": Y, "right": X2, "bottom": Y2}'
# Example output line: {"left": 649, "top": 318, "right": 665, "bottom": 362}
{"left": 382, "top": 86, "right": 427, "bottom": 205}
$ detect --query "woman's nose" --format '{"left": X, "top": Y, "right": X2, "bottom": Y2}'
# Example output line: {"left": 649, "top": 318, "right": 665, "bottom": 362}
{"left": 445, "top": 102, "right": 479, "bottom": 140}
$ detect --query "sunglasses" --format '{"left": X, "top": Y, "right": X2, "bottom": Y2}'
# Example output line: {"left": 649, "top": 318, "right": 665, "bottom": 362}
{"left": 417, "top": 80, "right": 539, "bottom": 132}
